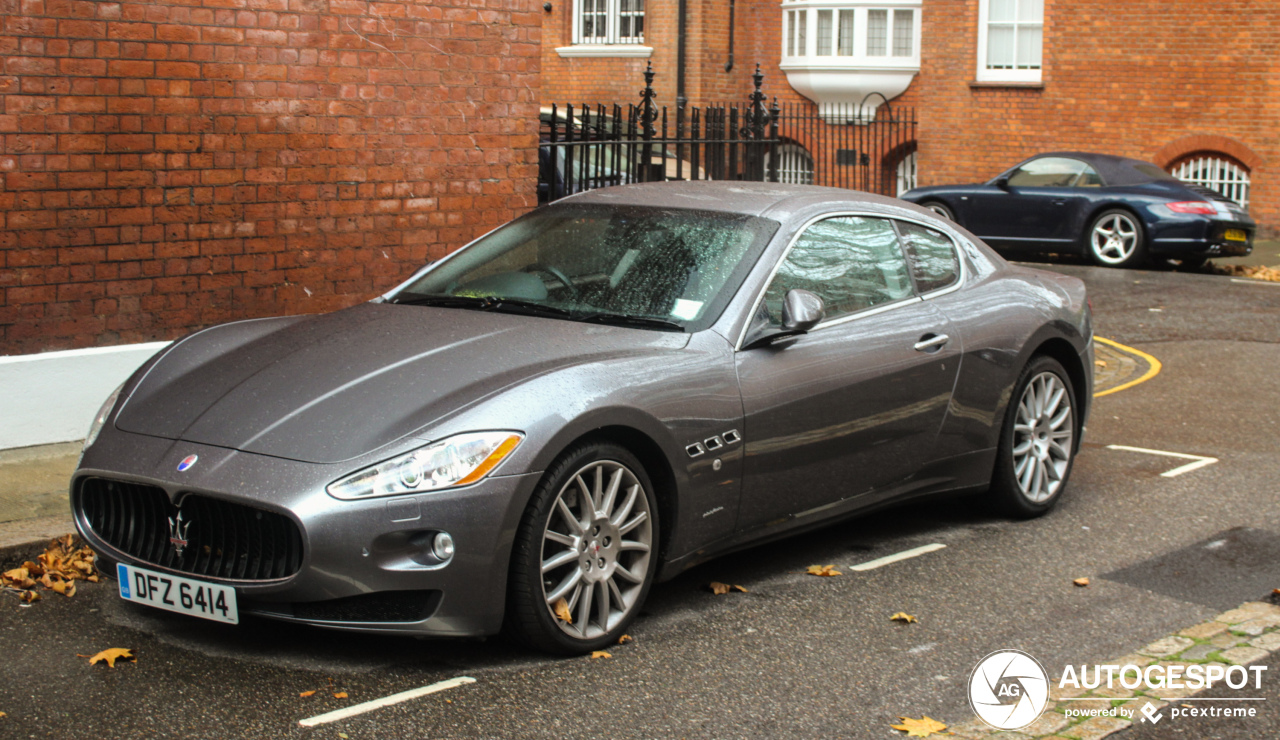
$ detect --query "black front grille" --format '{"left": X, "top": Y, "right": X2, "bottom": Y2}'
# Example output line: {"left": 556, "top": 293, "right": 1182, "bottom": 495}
{"left": 79, "top": 478, "right": 304, "bottom": 581}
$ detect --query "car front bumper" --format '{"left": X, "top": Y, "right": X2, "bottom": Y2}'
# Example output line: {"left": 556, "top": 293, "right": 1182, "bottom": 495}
{"left": 73, "top": 429, "right": 542, "bottom": 637}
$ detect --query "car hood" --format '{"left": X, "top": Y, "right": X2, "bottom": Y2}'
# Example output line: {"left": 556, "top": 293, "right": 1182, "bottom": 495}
{"left": 114, "top": 302, "right": 688, "bottom": 464}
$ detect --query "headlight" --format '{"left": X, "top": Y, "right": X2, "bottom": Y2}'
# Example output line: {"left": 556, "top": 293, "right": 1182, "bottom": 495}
{"left": 327, "top": 431, "right": 524, "bottom": 500}
{"left": 83, "top": 383, "right": 124, "bottom": 452}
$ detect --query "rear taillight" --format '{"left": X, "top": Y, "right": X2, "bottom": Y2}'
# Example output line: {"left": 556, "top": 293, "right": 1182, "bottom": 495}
{"left": 1166, "top": 201, "right": 1217, "bottom": 215}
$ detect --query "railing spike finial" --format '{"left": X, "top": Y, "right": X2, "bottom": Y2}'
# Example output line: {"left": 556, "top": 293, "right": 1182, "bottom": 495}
{"left": 639, "top": 61, "right": 658, "bottom": 140}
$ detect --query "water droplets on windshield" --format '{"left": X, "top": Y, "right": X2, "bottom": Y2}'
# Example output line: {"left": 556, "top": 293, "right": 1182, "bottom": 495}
{"left": 393, "top": 204, "right": 778, "bottom": 332}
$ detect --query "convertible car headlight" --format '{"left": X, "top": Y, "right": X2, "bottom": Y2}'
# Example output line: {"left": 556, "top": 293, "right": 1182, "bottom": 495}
{"left": 83, "top": 383, "right": 124, "bottom": 452}
{"left": 327, "top": 431, "right": 524, "bottom": 500}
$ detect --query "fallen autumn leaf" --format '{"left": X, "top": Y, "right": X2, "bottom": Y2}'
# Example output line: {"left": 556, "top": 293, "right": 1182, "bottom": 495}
{"left": 590, "top": 651, "right": 612, "bottom": 659}
{"left": 87, "top": 648, "right": 135, "bottom": 668}
{"left": 553, "top": 597, "right": 573, "bottom": 623}
{"left": 618, "top": 634, "right": 633, "bottom": 645}
{"left": 1073, "top": 577, "right": 1090, "bottom": 587}
{"left": 299, "top": 690, "right": 316, "bottom": 697}
{"left": 891, "top": 715, "right": 947, "bottom": 737}
{"left": 806, "top": 564, "right": 841, "bottom": 577}
{"left": 333, "top": 692, "right": 348, "bottom": 699}
{"left": 889, "top": 612, "right": 918, "bottom": 624}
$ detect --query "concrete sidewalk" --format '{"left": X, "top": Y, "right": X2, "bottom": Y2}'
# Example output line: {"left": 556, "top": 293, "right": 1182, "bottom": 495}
{"left": 0, "top": 442, "right": 80, "bottom": 561}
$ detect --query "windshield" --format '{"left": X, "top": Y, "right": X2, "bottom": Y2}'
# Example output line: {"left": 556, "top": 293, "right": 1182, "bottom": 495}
{"left": 390, "top": 204, "right": 779, "bottom": 332}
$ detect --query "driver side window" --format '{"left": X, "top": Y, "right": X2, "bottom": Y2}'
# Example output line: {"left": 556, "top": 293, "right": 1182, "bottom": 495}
{"left": 762, "top": 216, "right": 913, "bottom": 325}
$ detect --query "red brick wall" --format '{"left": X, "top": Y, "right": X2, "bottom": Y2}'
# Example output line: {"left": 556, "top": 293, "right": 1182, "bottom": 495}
{"left": 0, "top": 0, "right": 541, "bottom": 355}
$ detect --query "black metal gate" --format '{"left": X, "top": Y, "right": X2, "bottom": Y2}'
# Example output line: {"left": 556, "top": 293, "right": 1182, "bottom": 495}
{"left": 539, "top": 65, "right": 917, "bottom": 203}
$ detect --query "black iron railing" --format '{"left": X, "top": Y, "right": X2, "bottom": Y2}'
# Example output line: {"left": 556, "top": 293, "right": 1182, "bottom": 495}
{"left": 539, "top": 66, "right": 917, "bottom": 203}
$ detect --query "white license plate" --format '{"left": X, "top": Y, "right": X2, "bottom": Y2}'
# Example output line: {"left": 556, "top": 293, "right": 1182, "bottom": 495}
{"left": 117, "top": 563, "right": 239, "bottom": 624}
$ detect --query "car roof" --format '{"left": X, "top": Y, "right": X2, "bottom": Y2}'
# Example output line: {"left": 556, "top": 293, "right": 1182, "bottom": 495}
{"left": 1021, "top": 151, "right": 1172, "bottom": 186}
{"left": 560, "top": 180, "right": 917, "bottom": 221}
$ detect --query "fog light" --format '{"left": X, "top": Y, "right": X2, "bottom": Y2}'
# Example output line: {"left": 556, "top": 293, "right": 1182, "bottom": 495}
{"left": 433, "top": 532, "right": 455, "bottom": 561}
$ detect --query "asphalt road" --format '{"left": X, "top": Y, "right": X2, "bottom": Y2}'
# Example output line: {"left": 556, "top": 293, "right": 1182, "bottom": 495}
{"left": 2, "top": 259, "right": 1279, "bottom": 740}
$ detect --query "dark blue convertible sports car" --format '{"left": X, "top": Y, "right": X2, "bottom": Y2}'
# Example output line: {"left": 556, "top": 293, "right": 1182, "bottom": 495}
{"left": 901, "top": 152, "right": 1255, "bottom": 269}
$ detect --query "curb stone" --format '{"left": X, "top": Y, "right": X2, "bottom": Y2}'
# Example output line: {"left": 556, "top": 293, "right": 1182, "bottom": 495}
{"left": 941, "top": 601, "right": 1280, "bottom": 739}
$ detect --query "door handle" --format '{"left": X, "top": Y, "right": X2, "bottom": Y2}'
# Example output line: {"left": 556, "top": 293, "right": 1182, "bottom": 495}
{"left": 914, "top": 333, "right": 950, "bottom": 352}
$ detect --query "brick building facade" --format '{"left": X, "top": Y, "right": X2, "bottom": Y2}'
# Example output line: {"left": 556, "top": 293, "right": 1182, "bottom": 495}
{"left": 0, "top": 0, "right": 541, "bottom": 355}
{"left": 2, "top": 0, "right": 1275, "bottom": 357}
{"left": 546, "top": 0, "right": 1275, "bottom": 230}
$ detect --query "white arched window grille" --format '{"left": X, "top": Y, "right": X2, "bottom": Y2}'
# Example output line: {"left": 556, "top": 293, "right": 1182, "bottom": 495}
{"left": 1170, "top": 155, "right": 1250, "bottom": 208}
{"left": 895, "top": 150, "right": 917, "bottom": 195}
{"left": 768, "top": 142, "right": 815, "bottom": 185}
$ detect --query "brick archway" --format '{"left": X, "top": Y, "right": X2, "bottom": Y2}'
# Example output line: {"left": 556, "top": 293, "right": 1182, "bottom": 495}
{"left": 1154, "top": 135, "right": 1263, "bottom": 171}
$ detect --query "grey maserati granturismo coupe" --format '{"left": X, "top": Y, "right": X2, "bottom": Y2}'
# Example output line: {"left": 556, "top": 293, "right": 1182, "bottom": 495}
{"left": 72, "top": 181, "right": 1092, "bottom": 654}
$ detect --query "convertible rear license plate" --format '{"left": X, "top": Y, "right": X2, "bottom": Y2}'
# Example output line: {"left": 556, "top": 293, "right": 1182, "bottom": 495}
{"left": 1225, "top": 229, "right": 1248, "bottom": 241}
{"left": 117, "top": 563, "right": 238, "bottom": 624}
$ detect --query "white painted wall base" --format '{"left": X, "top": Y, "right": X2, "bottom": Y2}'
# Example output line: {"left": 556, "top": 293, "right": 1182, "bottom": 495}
{"left": 0, "top": 342, "right": 170, "bottom": 450}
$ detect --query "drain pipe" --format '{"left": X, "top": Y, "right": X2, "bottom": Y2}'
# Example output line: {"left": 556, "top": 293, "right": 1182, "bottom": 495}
{"left": 724, "top": 0, "right": 735, "bottom": 72}
{"left": 676, "top": 0, "right": 688, "bottom": 108}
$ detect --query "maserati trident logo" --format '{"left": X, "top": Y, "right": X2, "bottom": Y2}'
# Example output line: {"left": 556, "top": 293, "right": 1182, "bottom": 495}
{"left": 168, "top": 512, "right": 191, "bottom": 557}
{"left": 177, "top": 454, "right": 198, "bottom": 472}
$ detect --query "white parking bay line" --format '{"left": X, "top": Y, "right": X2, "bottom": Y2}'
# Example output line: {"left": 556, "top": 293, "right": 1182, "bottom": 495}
{"left": 1106, "top": 444, "right": 1219, "bottom": 478}
{"left": 1230, "top": 278, "right": 1280, "bottom": 287}
{"left": 850, "top": 543, "right": 946, "bottom": 572}
{"left": 298, "top": 676, "right": 476, "bottom": 728}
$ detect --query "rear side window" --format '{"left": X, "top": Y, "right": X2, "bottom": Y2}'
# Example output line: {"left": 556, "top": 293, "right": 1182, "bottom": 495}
{"left": 897, "top": 221, "right": 960, "bottom": 293}
{"left": 1008, "top": 157, "right": 1090, "bottom": 188}
{"left": 762, "top": 216, "right": 913, "bottom": 324}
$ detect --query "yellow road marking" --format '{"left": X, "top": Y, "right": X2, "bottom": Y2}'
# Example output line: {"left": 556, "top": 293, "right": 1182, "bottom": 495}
{"left": 1093, "top": 336, "right": 1162, "bottom": 397}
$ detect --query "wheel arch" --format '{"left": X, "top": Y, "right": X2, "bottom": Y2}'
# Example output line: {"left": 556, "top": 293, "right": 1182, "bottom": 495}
{"left": 1027, "top": 336, "right": 1089, "bottom": 452}
{"left": 1078, "top": 202, "right": 1147, "bottom": 250}
{"left": 544, "top": 424, "right": 679, "bottom": 564}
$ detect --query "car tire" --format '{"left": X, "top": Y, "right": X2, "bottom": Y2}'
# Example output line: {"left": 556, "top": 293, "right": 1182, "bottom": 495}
{"left": 990, "top": 355, "right": 1077, "bottom": 518}
{"left": 922, "top": 201, "right": 955, "bottom": 221}
{"left": 1086, "top": 209, "right": 1146, "bottom": 268}
{"left": 504, "top": 442, "right": 659, "bottom": 654}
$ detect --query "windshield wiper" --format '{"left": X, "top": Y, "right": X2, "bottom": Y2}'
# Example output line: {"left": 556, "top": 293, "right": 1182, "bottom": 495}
{"left": 390, "top": 294, "right": 575, "bottom": 320}
{"left": 391, "top": 295, "right": 682, "bottom": 331}
{"left": 574, "top": 313, "right": 685, "bottom": 332}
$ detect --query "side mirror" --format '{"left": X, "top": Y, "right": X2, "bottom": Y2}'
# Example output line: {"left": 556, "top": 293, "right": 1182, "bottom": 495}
{"left": 781, "top": 288, "right": 824, "bottom": 333}
{"left": 994, "top": 176, "right": 1010, "bottom": 190}
{"left": 744, "top": 289, "right": 825, "bottom": 349}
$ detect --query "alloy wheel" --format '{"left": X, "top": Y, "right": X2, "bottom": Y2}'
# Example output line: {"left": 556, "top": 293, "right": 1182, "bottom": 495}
{"left": 540, "top": 460, "right": 653, "bottom": 640}
{"left": 1010, "top": 371, "right": 1074, "bottom": 503}
{"left": 1090, "top": 213, "right": 1139, "bottom": 264}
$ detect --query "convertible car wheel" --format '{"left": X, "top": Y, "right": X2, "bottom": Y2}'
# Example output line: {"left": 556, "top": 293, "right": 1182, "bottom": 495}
{"left": 505, "top": 443, "right": 658, "bottom": 654}
{"left": 922, "top": 201, "right": 955, "bottom": 221}
{"left": 1087, "top": 209, "right": 1146, "bottom": 268}
{"left": 991, "top": 356, "right": 1076, "bottom": 518}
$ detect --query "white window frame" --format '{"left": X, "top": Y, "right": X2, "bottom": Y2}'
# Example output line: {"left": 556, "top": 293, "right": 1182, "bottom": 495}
{"left": 572, "top": 0, "right": 644, "bottom": 45}
{"left": 975, "top": 0, "right": 1042, "bottom": 84}
{"left": 895, "top": 149, "right": 917, "bottom": 196}
{"left": 781, "top": 1, "right": 921, "bottom": 66}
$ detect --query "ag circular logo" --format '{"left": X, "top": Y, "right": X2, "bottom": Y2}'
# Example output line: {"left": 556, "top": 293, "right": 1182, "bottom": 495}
{"left": 968, "top": 649, "right": 1050, "bottom": 730}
